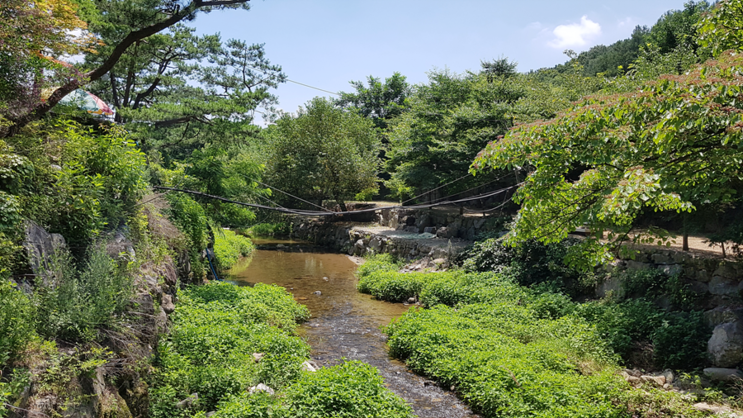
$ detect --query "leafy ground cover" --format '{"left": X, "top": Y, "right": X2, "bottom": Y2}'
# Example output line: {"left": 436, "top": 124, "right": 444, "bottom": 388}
{"left": 214, "top": 229, "right": 256, "bottom": 270}
{"left": 244, "top": 222, "right": 291, "bottom": 238}
{"left": 359, "top": 255, "right": 718, "bottom": 417}
{"left": 151, "top": 282, "right": 413, "bottom": 418}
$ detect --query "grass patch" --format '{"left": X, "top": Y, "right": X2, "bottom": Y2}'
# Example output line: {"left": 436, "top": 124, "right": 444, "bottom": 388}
{"left": 33, "top": 243, "right": 133, "bottom": 342}
{"left": 214, "top": 229, "right": 255, "bottom": 270}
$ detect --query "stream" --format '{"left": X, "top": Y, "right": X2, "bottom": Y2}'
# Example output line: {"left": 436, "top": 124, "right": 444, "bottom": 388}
{"left": 227, "top": 239, "right": 476, "bottom": 418}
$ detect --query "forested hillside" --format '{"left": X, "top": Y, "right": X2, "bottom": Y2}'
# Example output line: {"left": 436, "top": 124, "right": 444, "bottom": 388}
{"left": 2, "top": 0, "right": 743, "bottom": 416}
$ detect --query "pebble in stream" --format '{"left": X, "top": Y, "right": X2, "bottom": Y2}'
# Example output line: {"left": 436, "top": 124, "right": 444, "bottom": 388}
{"left": 227, "top": 241, "right": 477, "bottom": 418}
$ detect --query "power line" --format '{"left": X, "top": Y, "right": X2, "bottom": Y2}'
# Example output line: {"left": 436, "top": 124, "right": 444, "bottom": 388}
{"left": 250, "top": 67, "right": 340, "bottom": 96}
{"left": 258, "top": 181, "right": 333, "bottom": 212}
{"left": 287, "top": 79, "right": 340, "bottom": 96}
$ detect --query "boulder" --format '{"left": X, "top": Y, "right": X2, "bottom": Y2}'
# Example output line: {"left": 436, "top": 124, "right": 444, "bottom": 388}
{"left": 415, "top": 214, "right": 431, "bottom": 229}
{"left": 659, "top": 264, "right": 683, "bottom": 276}
{"left": 249, "top": 384, "right": 275, "bottom": 395}
{"left": 106, "top": 229, "right": 135, "bottom": 261}
{"left": 640, "top": 375, "right": 666, "bottom": 386}
{"left": 353, "top": 239, "right": 365, "bottom": 255}
{"left": 176, "top": 393, "right": 199, "bottom": 409}
{"left": 709, "top": 276, "right": 739, "bottom": 295}
{"left": 301, "top": 361, "right": 318, "bottom": 372}
{"left": 661, "top": 369, "right": 675, "bottom": 384}
{"left": 465, "top": 227, "right": 476, "bottom": 241}
{"left": 369, "top": 237, "right": 383, "bottom": 251}
{"left": 597, "top": 276, "right": 625, "bottom": 299}
{"left": 703, "top": 368, "right": 743, "bottom": 382}
{"left": 714, "top": 264, "right": 739, "bottom": 280}
{"left": 651, "top": 252, "right": 674, "bottom": 265}
{"left": 161, "top": 294, "right": 175, "bottom": 314}
{"left": 704, "top": 308, "right": 743, "bottom": 329}
{"left": 436, "top": 227, "right": 454, "bottom": 239}
{"left": 23, "top": 220, "right": 67, "bottom": 286}
{"left": 708, "top": 321, "right": 743, "bottom": 367}
{"left": 423, "top": 227, "right": 437, "bottom": 235}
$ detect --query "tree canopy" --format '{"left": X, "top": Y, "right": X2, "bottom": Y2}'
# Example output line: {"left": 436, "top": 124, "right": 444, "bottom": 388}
{"left": 473, "top": 51, "right": 743, "bottom": 265}
{"left": 262, "top": 98, "right": 380, "bottom": 211}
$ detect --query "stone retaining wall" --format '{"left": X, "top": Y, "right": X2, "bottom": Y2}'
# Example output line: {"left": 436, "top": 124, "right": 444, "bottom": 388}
{"left": 289, "top": 219, "right": 468, "bottom": 262}
{"left": 604, "top": 248, "right": 743, "bottom": 369}
{"left": 376, "top": 208, "right": 496, "bottom": 240}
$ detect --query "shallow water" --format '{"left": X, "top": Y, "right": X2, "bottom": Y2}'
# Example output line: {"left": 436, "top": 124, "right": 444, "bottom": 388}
{"left": 227, "top": 239, "right": 476, "bottom": 418}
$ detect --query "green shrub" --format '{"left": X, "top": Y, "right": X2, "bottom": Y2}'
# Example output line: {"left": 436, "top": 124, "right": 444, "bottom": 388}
{"left": 385, "top": 304, "right": 622, "bottom": 418}
{"left": 620, "top": 268, "right": 698, "bottom": 310}
{"left": 357, "top": 270, "right": 426, "bottom": 302}
{"left": 460, "top": 238, "right": 596, "bottom": 296}
{"left": 33, "top": 243, "right": 133, "bottom": 342}
{"left": 213, "top": 229, "right": 255, "bottom": 270}
{"left": 208, "top": 392, "right": 278, "bottom": 418}
{"left": 419, "top": 271, "right": 529, "bottom": 307}
{"left": 165, "top": 192, "right": 210, "bottom": 275}
{"left": 0, "top": 280, "right": 35, "bottom": 365}
{"left": 150, "top": 282, "right": 310, "bottom": 417}
{"left": 573, "top": 299, "right": 711, "bottom": 369}
{"left": 650, "top": 310, "right": 710, "bottom": 370}
{"left": 357, "top": 258, "right": 529, "bottom": 307}
{"left": 277, "top": 361, "right": 414, "bottom": 418}
{"left": 247, "top": 222, "right": 291, "bottom": 238}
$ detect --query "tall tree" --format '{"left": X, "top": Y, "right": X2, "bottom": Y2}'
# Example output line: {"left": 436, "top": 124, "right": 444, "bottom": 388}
{"left": 262, "top": 97, "right": 380, "bottom": 211}
{"left": 472, "top": 51, "right": 743, "bottom": 266}
{"left": 335, "top": 73, "right": 411, "bottom": 131}
{"left": 699, "top": 0, "right": 743, "bottom": 56}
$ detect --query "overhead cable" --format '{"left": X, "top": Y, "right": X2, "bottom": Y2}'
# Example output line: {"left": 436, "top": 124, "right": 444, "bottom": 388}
{"left": 250, "top": 67, "right": 340, "bottom": 96}
{"left": 257, "top": 181, "right": 333, "bottom": 212}
{"left": 152, "top": 184, "right": 523, "bottom": 217}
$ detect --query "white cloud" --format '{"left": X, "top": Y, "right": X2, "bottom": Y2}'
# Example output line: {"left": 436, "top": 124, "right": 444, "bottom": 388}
{"left": 548, "top": 16, "right": 602, "bottom": 49}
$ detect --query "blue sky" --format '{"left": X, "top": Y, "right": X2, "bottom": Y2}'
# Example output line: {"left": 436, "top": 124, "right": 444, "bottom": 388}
{"left": 193, "top": 0, "right": 689, "bottom": 120}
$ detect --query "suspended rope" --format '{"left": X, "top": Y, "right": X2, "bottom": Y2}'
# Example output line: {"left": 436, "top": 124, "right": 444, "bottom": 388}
{"left": 152, "top": 184, "right": 523, "bottom": 217}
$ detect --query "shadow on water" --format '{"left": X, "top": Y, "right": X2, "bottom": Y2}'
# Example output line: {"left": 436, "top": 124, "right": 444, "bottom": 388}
{"left": 227, "top": 239, "right": 476, "bottom": 418}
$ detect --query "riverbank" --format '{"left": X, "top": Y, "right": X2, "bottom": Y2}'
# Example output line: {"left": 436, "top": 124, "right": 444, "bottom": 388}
{"left": 226, "top": 239, "right": 476, "bottom": 417}
{"left": 359, "top": 255, "right": 743, "bottom": 417}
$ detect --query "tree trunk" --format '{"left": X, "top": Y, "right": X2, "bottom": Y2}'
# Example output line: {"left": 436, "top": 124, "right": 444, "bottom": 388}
{"left": 682, "top": 214, "right": 690, "bottom": 251}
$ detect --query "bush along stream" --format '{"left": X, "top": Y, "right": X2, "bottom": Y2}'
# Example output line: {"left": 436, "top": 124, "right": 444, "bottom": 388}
{"left": 357, "top": 243, "right": 737, "bottom": 418}
{"left": 149, "top": 281, "right": 414, "bottom": 418}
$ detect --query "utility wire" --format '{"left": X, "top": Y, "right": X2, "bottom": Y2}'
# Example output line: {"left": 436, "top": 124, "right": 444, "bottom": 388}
{"left": 257, "top": 181, "right": 333, "bottom": 212}
{"left": 287, "top": 79, "right": 340, "bottom": 96}
{"left": 425, "top": 172, "right": 514, "bottom": 206}
{"left": 401, "top": 174, "right": 472, "bottom": 205}
{"left": 250, "top": 67, "right": 340, "bottom": 96}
